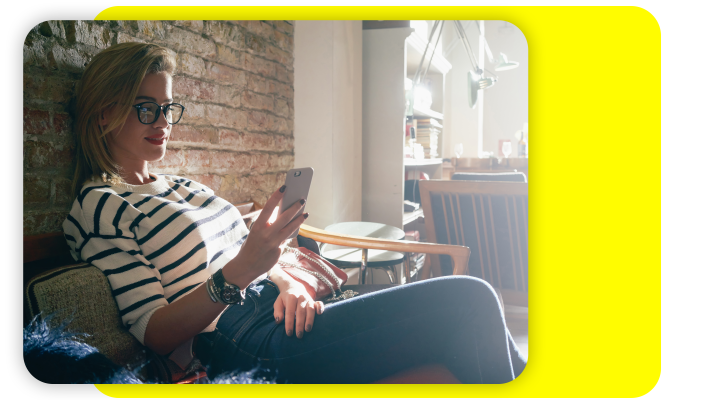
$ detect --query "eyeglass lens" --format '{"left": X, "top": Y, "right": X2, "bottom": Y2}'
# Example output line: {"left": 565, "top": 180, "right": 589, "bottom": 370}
{"left": 137, "top": 103, "right": 184, "bottom": 124}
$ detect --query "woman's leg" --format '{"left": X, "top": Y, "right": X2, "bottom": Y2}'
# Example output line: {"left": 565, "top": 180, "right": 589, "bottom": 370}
{"left": 206, "top": 275, "right": 526, "bottom": 384}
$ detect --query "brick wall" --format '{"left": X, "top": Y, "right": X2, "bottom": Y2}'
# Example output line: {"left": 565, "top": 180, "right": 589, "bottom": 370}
{"left": 23, "top": 20, "right": 295, "bottom": 235}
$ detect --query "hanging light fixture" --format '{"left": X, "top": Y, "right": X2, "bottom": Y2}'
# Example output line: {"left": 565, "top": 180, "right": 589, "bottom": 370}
{"left": 409, "top": 20, "right": 445, "bottom": 114}
{"left": 455, "top": 21, "right": 518, "bottom": 108}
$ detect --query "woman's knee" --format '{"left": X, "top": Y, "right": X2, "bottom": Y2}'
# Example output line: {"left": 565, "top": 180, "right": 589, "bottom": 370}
{"left": 431, "top": 275, "right": 501, "bottom": 308}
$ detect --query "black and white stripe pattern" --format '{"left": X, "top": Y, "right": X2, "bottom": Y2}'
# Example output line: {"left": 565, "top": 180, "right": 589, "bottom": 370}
{"left": 62, "top": 174, "right": 249, "bottom": 344}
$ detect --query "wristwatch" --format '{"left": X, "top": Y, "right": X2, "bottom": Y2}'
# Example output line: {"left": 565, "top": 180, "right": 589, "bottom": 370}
{"left": 211, "top": 269, "right": 245, "bottom": 305}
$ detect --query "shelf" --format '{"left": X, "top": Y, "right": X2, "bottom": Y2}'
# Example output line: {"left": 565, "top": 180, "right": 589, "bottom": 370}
{"left": 411, "top": 105, "right": 443, "bottom": 120}
{"left": 403, "top": 208, "right": 424, "bottom": 226}
{"left": 404, "top": 158, "right": 443, "bottom": 167}
{"left": 406, "top": 31, "right": 452, "bottom": 75}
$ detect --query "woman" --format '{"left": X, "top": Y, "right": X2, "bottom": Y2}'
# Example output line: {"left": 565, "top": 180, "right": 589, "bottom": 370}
{"left": 62, "top": 42, "right": 526, "bottom": 384}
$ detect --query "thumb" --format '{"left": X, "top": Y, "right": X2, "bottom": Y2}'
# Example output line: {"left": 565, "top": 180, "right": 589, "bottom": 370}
{"left": 273, "top": 295, "right": 284, "bottom": 324}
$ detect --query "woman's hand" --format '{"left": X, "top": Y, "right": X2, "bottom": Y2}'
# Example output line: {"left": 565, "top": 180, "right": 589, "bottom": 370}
{"left": 272, "top": 277, "right": 324, "bottom": 339}
{"left": 222, "top": 186, "right": 308, "bottom": 287}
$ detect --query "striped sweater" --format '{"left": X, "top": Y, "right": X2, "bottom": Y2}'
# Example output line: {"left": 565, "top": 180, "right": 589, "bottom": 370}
{"left": 62, "top": 173, "right": 249, "bottom": 344}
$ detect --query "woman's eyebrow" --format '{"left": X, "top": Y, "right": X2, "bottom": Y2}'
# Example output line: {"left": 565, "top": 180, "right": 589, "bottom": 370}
{"left": 135, "top": 96, "right": 174, "bottom": 103}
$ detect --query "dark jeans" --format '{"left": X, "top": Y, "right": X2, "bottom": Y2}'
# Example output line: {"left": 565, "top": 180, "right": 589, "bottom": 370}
{"left": 196, "top": 275, "right": 526, "bottom": 384}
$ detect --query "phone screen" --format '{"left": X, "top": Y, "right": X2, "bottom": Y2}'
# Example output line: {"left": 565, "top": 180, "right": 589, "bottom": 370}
{"left": 278, "top": 167, "right": 314, "bottom": 238}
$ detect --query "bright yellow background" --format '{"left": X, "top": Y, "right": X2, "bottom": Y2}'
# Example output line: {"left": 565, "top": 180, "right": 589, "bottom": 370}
{"left": 95, "top": 6, "right": 661, "bottom": 398}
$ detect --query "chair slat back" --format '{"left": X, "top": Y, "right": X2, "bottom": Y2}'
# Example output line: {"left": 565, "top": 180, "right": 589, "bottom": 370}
{"left": 420, "top": 180, "right": 528, "bottom": 305}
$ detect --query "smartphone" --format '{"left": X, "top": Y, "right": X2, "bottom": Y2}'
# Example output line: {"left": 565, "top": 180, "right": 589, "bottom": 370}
{"left": 279, "top": 167, "right": 314, "bottom": 238}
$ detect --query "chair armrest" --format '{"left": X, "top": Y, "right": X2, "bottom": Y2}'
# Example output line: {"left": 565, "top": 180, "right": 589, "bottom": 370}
{"left": 299, "top": 224, "right": 470, "bottom": 276}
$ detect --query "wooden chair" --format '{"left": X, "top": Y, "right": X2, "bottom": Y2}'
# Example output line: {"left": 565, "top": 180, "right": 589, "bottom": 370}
{"left": 23, "top": 200, "right": 470, "bottom": 384}
{"left": 418, "top": 180, "right": 528, "bottom": 307}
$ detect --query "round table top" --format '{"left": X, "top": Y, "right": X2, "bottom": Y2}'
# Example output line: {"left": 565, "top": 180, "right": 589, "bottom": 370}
{"left": 322, "top": 221, "right": 405, "bottom": 240}
{"left": 320, "top": 221, "right": 406, "bottom": 268}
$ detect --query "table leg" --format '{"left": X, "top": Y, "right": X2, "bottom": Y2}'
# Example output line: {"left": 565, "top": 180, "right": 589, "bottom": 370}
{"left": 403, "top": 253, "right": 412, "bottom": 284}
{"left": 360, "top": 248, "right": 368, "bottom": 285}
{"left": 384, "top": 266, "right": 397, "bottom": 284}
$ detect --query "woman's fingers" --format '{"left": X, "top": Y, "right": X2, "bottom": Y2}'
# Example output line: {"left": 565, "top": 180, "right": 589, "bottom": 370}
{"left": 304, "top": 301, "right": 316, "bottom": 332}
{"left": 271, "top": 198, "right": 306, "bottom": 232}
{"left": 253, "top": 186, "right": 287, "bottom": 230}
{"left": 315, "top": 301, "right": 325, "bottom": 315}
{"left": 295, "top": 298, "right": 308, "bottom": 338}
{"left": 276, "top": 212, "right": 308, "bottom": 243}
{"left": 272, "top": 295, "right": 284, "bottom": 324}
{"left": 284, "top": 294, "right": 297, "bottom": 337}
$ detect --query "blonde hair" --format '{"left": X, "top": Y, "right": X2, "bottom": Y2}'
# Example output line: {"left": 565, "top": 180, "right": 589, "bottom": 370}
{"left": 72, "top": 42, "right": 176, "bottom": 196}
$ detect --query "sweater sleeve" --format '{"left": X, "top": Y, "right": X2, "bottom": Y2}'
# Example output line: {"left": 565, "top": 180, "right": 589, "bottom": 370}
{"left": 62, "top": 189, "right": 168, "bottom": 345}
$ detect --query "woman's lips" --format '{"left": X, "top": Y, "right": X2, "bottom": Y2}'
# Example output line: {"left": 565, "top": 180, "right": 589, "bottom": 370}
{"left": 145, "top": 135, "right": 167, "bottom": 145}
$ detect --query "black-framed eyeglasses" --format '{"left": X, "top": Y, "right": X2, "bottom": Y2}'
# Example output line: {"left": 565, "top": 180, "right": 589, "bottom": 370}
{"left": 132, "top": 102, "right": 185, "bottom": 125}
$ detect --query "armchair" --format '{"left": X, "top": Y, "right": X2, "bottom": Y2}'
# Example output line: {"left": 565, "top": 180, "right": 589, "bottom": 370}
{"left": 23, "top": 201, "right": 471, "bottom": 384}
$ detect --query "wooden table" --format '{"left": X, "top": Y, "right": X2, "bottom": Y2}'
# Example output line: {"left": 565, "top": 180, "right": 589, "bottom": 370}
{"left": 320, "top": 222, "right": 408, "bottom": 284}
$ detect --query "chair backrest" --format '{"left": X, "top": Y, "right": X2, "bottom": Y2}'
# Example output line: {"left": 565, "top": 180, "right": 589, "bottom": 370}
{"left": 419, "top": 180, "right": 528, "bottom": 306}
{"left": 451, "top": 171, "right": 527, "bottom": 183}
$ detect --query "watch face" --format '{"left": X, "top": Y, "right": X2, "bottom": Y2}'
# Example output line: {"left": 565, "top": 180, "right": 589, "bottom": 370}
{"left": 221, "top": 286, "right": 239, "bottom": 303}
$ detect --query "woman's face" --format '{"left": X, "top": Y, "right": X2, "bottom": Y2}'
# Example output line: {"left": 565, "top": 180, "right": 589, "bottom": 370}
{"left": 105, "top": 72, "right": 173, "bottom": 171}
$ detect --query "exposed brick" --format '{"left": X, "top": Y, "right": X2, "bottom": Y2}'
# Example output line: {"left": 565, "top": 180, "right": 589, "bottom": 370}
{"left": 274, "top": 134, "right": 295, "bottom": 151}
{"left": 185, "top": 174, "right": 222, "bottom": 193}
{"left": 116, "top": 32, "right": 145, "bottom": 44}
{"left": 24, "top": 108, "right": 51, "bottom": 136}
{"left": 271, "top": 115, "right": 290, "bottom": 135}
{"left": 250, "top": 153, "right": 270, "bottom": 174}
{"left": 23, "top": 210, "right": 68, "bottom": 236}
{"left": 24, "top": 175, "right": 51, "bottom": 204}
{"left": 216, "top": 44, "right": 242, "bottom": 69}
{"left": 273, "top": 29, "right": 293, "bottom": 53}
{"left": 173, "top": 76, "right": 216, "bottom": 101}
{"left": 53, "top": 177, "right": 74, "bottom": 207}
{"left": 43, "top": 20, "right": 66, "bottom": 39}
{"left": 264, "top": 45, "right": 293, "bottom": 66}
{"left": 272, "top": 21, "right": 294, "bottom": 36}
{"left": 205, "top": 21, "right": 244, "bottom": 46}
{"left": 247, "top": 74, "right": 275, "bottom": 95}
{"left": 179, "top": 101, "right": 207, "bottom": 125}
{"left": 267, "top": 154, "right": 295, "bottom": 172}
{"left": 137, "top": 20, "right": 166, "bottom": 39}
{"left": 246, "top": 110, "right": 270, "bottom": 132}
{"left": 276, "top": 64, "right": 293, "bottom": 84}
{"left": 24, "top": 141, "right": 74, "bottom": 169}
{"left": 272, "top": 81, "right": 294, "bottom": 100}
{"left": 53, "top": 113, "right": 72, "bottom": 136}
{"left": 49, "top": 44, "right": 89, "bottom": 73}
{"left": 273, "top": 98, "right": 289, "bottom": 118}
{"left": 220, "top": 130, "right": 278, "bottom": 152}
{"left": 184, "top": 150, "right": 211, "bottom": 169}
{"left": 172, "top": 20, "right": 204, "bottom": 32}
{"left": 204, "top": 61, "right": 240, "bottom": 83}
{"left": 238, "top": 21, "right": 275, "bottom": 42}
{"left": 243, "top": 31, "right": 268, "bottom": 53}
{"left": 24, "top": 73, "right": 75, "bottom": 104}
{"left": 242, "top": 53, "right": 277, "bottom": 79}
{"left": 211, "top": 152, "right": 252, "bottom": 174}
{"left": 177, "top": 52, "right": 205, "bottom": 79}
{"left": 23, "top": 18, "right": 295, "bottom": 235}
{"left": 216, "top": 86, "right": 241, "bottom": 107}
{"left": 170, "top": 124, "right": 217, "bottom": 144}
{"left": 39, "top": 21, "right": 66, "bottom": 39}
{"left": 151, "top": 148, "right": 185, "bottom": 169}
{"left": 23, "top": 34, "right": 50, "bottom": 68}
{"left": 241, "top": 90, "right": 273, "bottom": 112}
{"left": 208, "top": 105, "right": 248, "bottom": 129}
{"left": 72, "top": 21, "right": 113, "bottom": 49}
{"left": 166, "top": 25, "right": 216, "bottom": 58}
